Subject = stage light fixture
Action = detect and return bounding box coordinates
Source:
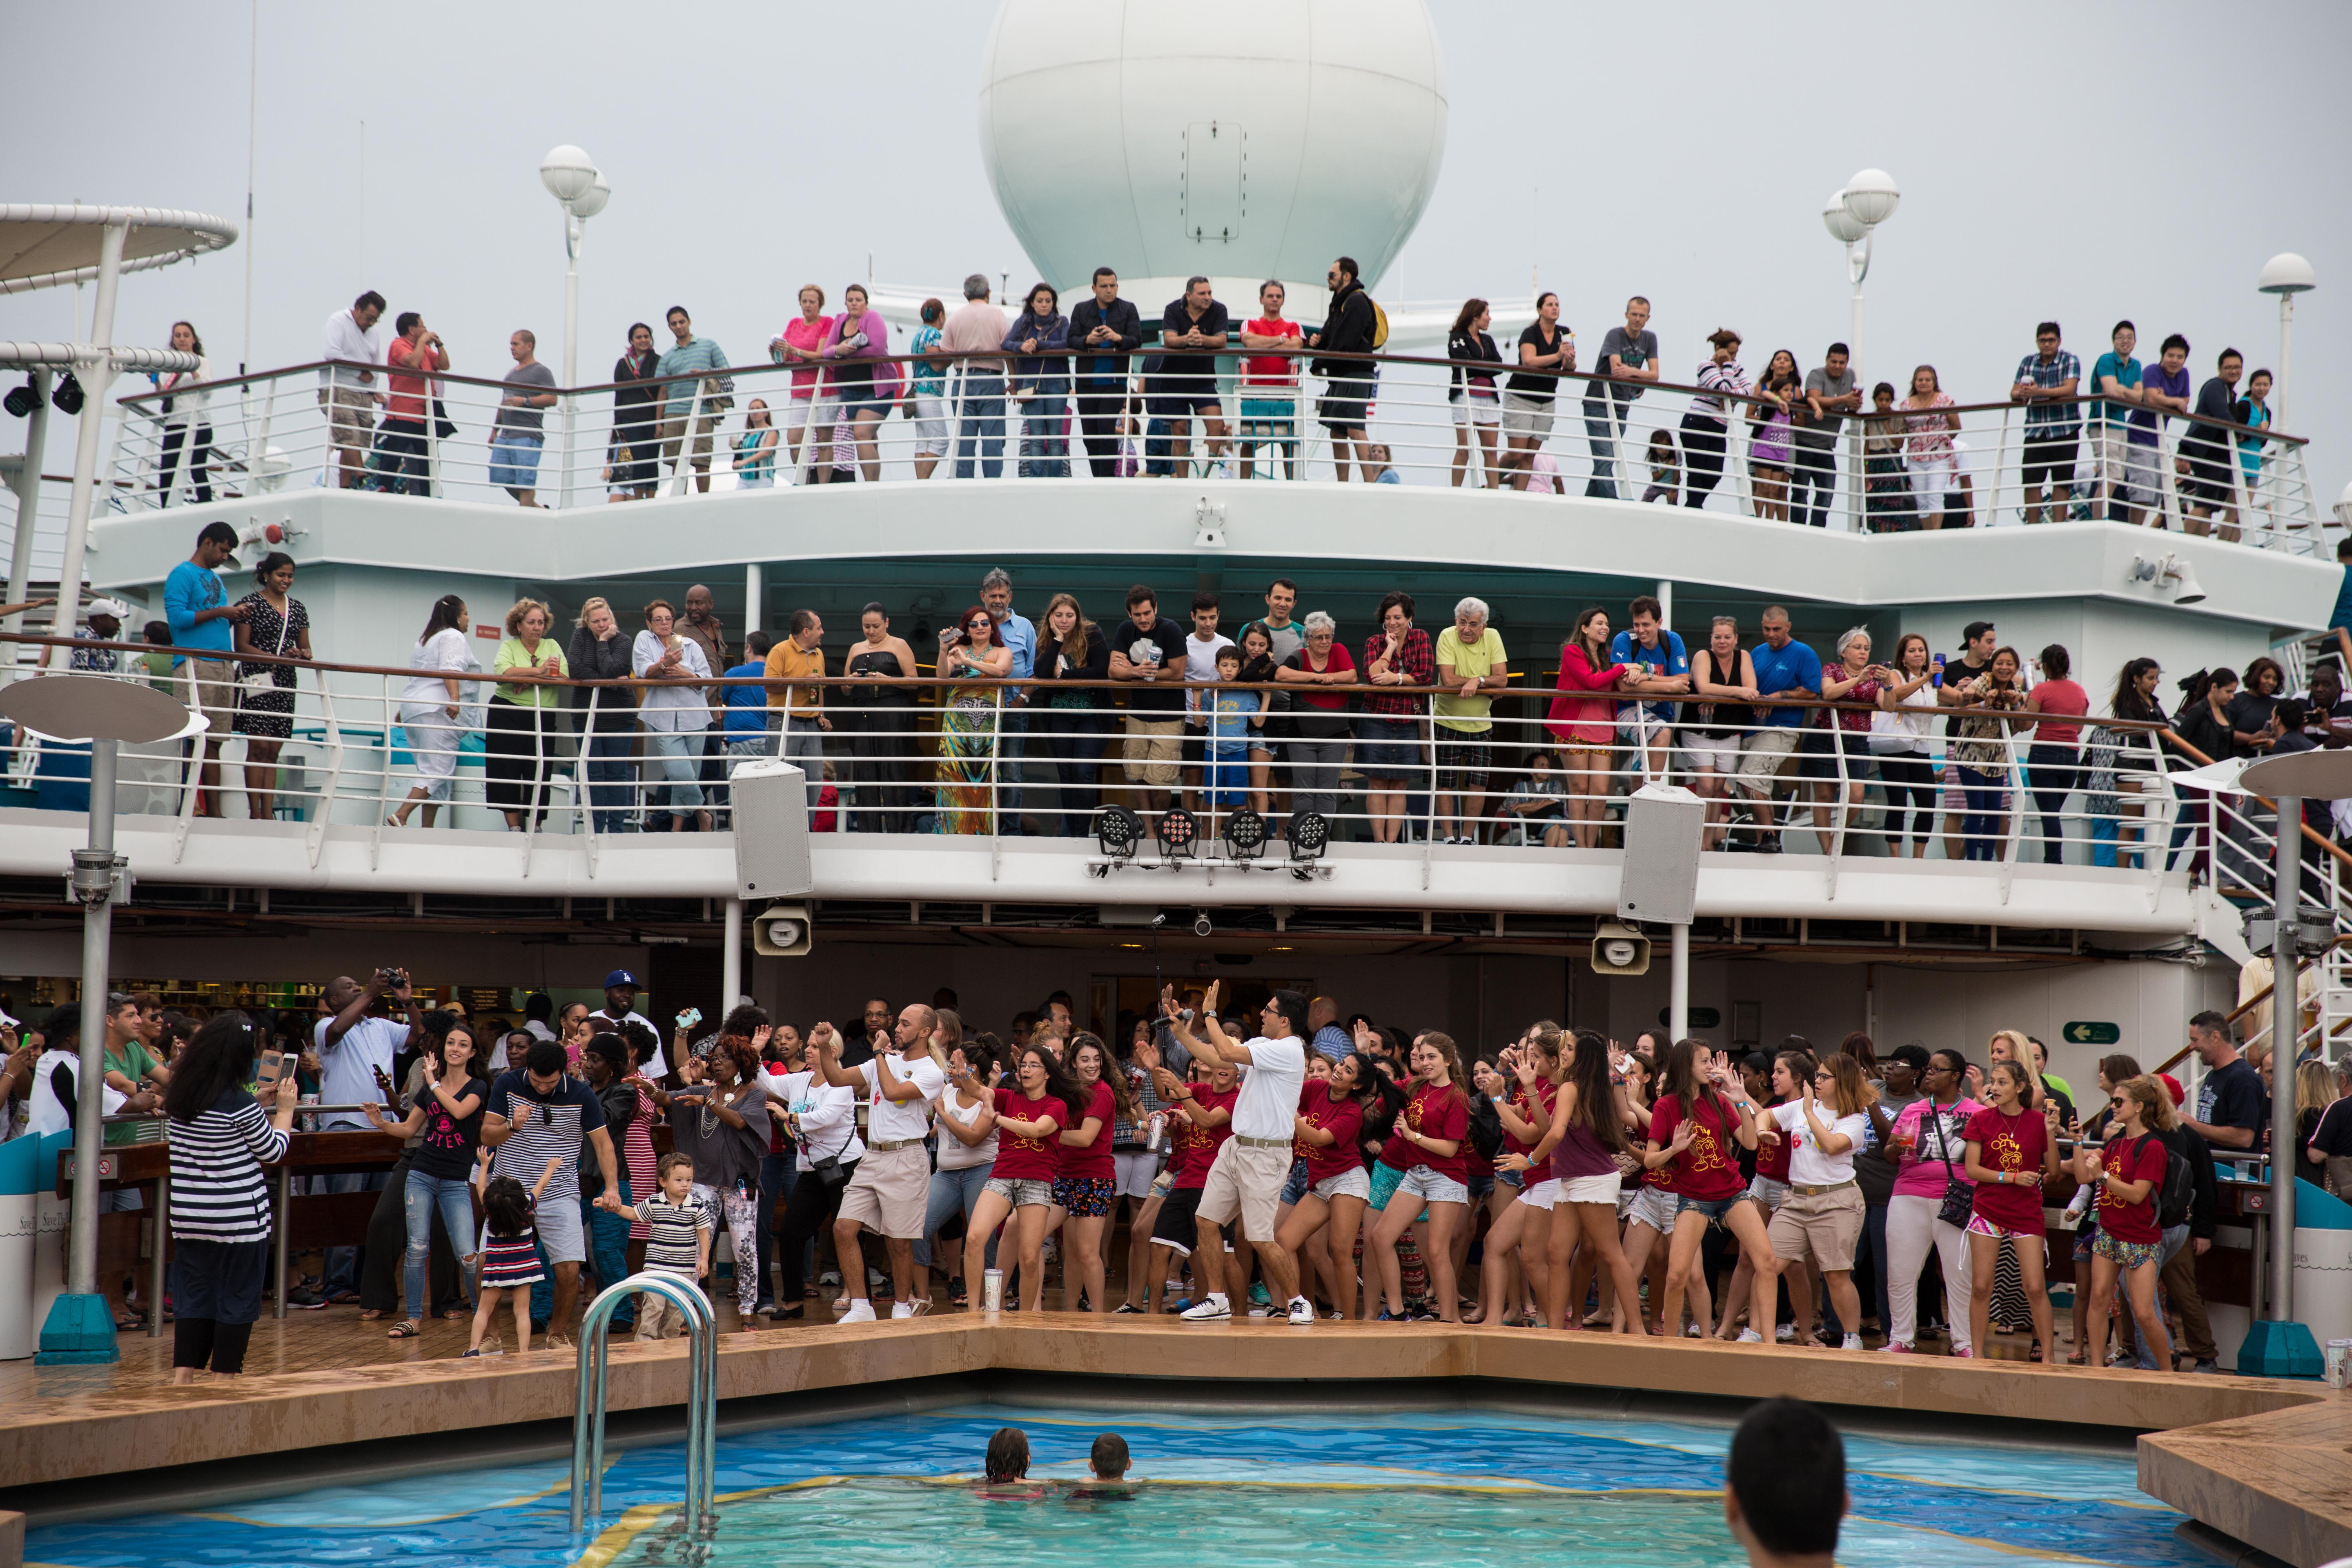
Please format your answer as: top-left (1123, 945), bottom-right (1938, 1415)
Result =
top-left (1223, 807), bottom-right (1266, 861)
top-left (1157, 806), bottom-right (1198, 861)
top-left (1287, 810), bottom-right (1329, 862)
top-left (1096, 804), bottom-right (1141, 861)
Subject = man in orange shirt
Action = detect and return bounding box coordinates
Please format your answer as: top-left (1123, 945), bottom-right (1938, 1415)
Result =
top-left (763, 609), bottom-right (830, 811)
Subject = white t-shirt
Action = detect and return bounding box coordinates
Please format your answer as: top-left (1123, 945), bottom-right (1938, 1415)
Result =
top-left (27, 1048), bottom-right (127, 1136)
top-left (1227, 1033), bottom-right (1309, 1141)
top-left (1185, 630), bottom-right (1235, 719)
top-left (592, 1008), bottom-right (665, 1076)
top-left (773, 1068), bottom-right (864, 1172)
top-left (859, 1053), bottom-right (946, 1144)
top-left (311, 1014), bottom-right (411, 1130)
top-left (935, 1087), bottom-right (998, 1171)
top-left (1773, 1100), bottom-right (1871, 1187)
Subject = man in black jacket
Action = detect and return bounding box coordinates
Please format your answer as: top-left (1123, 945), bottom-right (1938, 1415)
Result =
top-left (1308, 256), bottom-right (1379, 481)
top-left (1067, 267), bottom-right (1144, 477)
top-left (2181, 348), bottom-right (2244, 539)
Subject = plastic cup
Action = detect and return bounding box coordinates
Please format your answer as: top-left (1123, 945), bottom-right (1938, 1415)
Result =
top-left (982, 1268), bottom-right (1004, 1312)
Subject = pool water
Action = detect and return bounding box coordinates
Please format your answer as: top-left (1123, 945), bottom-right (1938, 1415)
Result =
top-left (27, 1404), bottom-right (2193, 1568)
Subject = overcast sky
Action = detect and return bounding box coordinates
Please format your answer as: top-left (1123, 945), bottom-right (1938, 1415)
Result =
top-left (5, 0), bottom-right (2348, 507)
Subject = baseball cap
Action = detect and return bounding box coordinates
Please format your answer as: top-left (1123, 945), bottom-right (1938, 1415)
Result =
top-left (602, 969), bottom-right (640, 990)
top-left (1959, 621), bottom-right (1995, 648)
top-left (87, 597), bottom-right (129, 621)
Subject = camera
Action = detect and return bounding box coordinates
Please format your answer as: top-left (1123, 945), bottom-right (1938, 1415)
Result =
top-left (374, 966), bottom-right (408, 987)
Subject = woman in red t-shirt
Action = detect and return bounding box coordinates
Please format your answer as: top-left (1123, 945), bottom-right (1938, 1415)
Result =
top-left (1712, 1049), bottom-right (1811, 1343)
top-left (1048, 1035), bottom-right (1123, 1315)
top-left (1962, 1058), bottom-right (2061, 1360)
top-left (2068, 1074), bottom-right (2174, 1372)
top-left (952, 1044), bottom-right (1087, 1314)
top-left (1274, 1052), bottom-right (1381, 1321)
top-left (1544, 608), bottom-right (1629, 850)
top-left (1369, 1033), bottom-right (1474, 1322)
top-left (1515, 1028), bottom-right (1651, 1334)
top-left (1643, 1038), bottom-right (1776, 1343)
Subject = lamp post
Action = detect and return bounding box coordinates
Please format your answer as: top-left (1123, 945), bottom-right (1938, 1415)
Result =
top-left (2257, 252), bottom-right (2315, 433)
top-left (539, 145), bottom-right (609, 510)
top-left (1820, 168), bottom-right (1900, 386)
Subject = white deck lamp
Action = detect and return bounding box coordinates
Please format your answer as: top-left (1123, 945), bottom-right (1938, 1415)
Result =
top-left (1821, 169), bottom-right (1900, 385)
top-left (2258, 252), bottom-right (2314, 434)
top-left (540, 146), bottom-right (607, 508)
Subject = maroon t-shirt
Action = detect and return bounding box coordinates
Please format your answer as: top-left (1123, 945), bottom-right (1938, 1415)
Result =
top-left (2096, 1133), bottom-right (2167, 1245)
top-left (1060, 1079), bottom-right (1116, 1181)
top-left (1298, 1082), bottom-right (1366, 1183)
top-left (1754, 1098), bottom-right (1793, 1183)
top-left (1649, 1093), bottom-right (1744, 1201)
top-left (1380, 1081), bottom-right (1470, 1182)
top-left (989, 1087), bottom-right (1065, 1181)
top-left (1964, 1105), bottom-right (2049, 1234)
top-left (1170, 1083), bottom-right (1236, 1188)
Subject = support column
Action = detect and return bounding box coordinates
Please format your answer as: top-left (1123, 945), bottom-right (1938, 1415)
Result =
top-left (723, 897), bottom-right (744, 1011)
top-left (744, 561), bottom-right (764, 639)
top-left (46, 222), bottom-right (126, 646)
top-left (1668, 922), bottom-right (1689, 1043)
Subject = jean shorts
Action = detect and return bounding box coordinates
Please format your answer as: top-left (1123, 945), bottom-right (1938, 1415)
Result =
top-left (1626, 1183), bottom-right (1681, 1233)
top-left (1466, 1169), bottom-right (1495, 1203)
top-left (1746, 1174), bottom-right (1791, 1211)
top-left (1280, 1158), bottom-right (1312, 1207)
top-left (1679, 1194), bottom-right (1744, 1227)
top-left (1311, 1166), bottom-right (1371, 1202)
top-left (984, 1176), bottom-right (1055, 1209)
top-left (1396, 1166), bottom-right (1470, 1206)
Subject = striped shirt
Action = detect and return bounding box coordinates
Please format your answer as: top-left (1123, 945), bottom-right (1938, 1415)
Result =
top-left (487, 1069), bottom-right (606, 1188)
top-left (1692, 359), bottom-right (1749, 417)
top-left (640, 1191), bottom-right (715, 1278)
top-left (167, 1088), bottom-right (288, 1243)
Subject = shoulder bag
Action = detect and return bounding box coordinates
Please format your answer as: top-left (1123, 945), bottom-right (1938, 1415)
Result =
top-left (238, 602), bottom-right (292, 698)
top-left (1928, 1105), bottom-right (1974, 1229)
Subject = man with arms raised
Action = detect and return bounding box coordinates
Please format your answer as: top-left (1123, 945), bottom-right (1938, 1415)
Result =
top-left (813, 1004), bottom-right (951, 1321)
top-left (1164, 982), bottom-right (1314, 1325)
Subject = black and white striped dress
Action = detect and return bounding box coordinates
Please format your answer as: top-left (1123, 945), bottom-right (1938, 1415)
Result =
top-left (168, 1087), bottom-right (288, 1243)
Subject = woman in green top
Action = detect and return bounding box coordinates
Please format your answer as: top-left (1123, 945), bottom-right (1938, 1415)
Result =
top-left (487, 598), bottom-right (570, 831)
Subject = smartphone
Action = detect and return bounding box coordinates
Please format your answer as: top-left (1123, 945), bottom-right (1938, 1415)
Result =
top-left (257, 1049), bottom-right (285, 1088)
top-left (373, 1065), bottom-right (397, 1100)
top-left (677, 1007), bottom-right (703, 1030)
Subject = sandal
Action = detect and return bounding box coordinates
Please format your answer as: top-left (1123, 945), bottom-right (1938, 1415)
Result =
top-left (388, 1320), bottom-right (422, 1339)
top-left (904, 1297), bottom-right (934, 1317)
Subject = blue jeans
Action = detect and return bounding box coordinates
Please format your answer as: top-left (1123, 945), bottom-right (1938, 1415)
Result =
top-left (2026, 742), bottom-right (2080, 866)
top-left (955, 373), bottom-right (1005, 478)
top-left (585, 731), bottom-right (636, 833)
top-left (916, 1164), bottom-right (996, 1271)
top-left (1581, 398), bottom-right (1621, 497)
top-left (1018, 376), bottom-right (1069, 476)
top-left (645, 730), bottom-right (704, 814)
top-left (1958, 764), bottom-right (2005, 860)
top-left (401, 1168), bottom-right (478, 1323)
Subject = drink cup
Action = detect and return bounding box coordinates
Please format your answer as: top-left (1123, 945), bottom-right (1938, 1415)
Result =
top-left (983, 1269), bottom-right (1005, 1313)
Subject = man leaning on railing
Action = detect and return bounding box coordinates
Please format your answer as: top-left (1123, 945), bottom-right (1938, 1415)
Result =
top-left (320, 290), bottom-right (386, 489)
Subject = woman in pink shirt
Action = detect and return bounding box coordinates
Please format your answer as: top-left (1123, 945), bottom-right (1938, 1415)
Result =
top-left (768, 285), bottom-right (833, 477)
top-left (819, 284), bottom-right (892, 483)
top-left (1902, 364), bottom-right (1961, 528)
top-left (1545, 608), bottom-right (1628, 848)
top-left (2023, 642), bottom-right (2090, 866)
top-left (1879, 1047), bottom-right (1982, 1355)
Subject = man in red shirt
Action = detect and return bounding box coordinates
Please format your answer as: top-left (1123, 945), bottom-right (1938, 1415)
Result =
top-left (383, 312), bottom-right (449, 495)
top-left (1238, 282), bottom-right (1303, 480)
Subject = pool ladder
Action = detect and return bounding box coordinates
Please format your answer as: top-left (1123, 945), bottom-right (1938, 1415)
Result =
top-left (570, 1272), bottom-right (719, 1535)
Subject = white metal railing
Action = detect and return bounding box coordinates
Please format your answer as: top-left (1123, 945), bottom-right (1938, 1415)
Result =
top-left (93, 351), bottom-right (2327, 552)
top-left (2, 636), bottom-right (2190, 902)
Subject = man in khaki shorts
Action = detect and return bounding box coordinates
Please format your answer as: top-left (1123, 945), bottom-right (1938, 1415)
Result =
top-left (319, 289), bottom-right (386, 488)
top-left (1163, 982), bottom-right (1314, 1326)
top-left (815, 1005), bottom-right (948, 1322)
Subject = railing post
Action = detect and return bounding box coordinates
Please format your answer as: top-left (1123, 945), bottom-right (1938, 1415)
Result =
top-left (582, 684), bottom-right (601, 873)
top-left (307, 665), bottom-right (342, 868)
top-left (251, 376), bottom-right (276, 497)
top-left (423, 386), bottom-right (443, 500)
top-left (2158, 427), bottom-right (2185, 533)
top-left (670, 378), bottom-right (705, 498)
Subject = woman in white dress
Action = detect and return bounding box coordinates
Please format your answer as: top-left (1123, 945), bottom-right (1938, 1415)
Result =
top-left (388, 595), bottom-right (474, 828)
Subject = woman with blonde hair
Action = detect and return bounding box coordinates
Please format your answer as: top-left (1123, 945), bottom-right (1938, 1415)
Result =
top-left (567, 596), bottom-right (637, 833)
top-left (1902, 363), bottom-right (1961, 528)
top-left (487, 598), bottom-right (568, 832)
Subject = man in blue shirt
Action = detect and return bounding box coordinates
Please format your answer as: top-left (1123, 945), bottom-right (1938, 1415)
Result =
top-left (1733, 606), bottom-right (1821, 854)
top-left (2090, 321), bottom-right (2144, 524)
top-left (656, 305), bottom-right (730, 495)
top-left (982, 567), bottom-right (1038, 835)
top-left (164, 521), bottom-right (248, 817)
top-left (1610, 593), bottom-right (1690, 782)
top-left (722, 630), bottom-right (775, 767)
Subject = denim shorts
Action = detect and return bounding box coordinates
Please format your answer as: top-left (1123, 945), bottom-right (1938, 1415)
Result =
top-left (1280, 1158), bottom-right (1312, 1207)
top-left (1354, 715), bottom-right (1424, 779)
top-left (1466, 1169), bottom-right (1495, 1203)
top-left (1626, 1183), bottom-right (1681, 1233)
top-left (1311, 1166), bottom-right (1370, 1203)
top-left (1396, 1166), bottom-right (1470, 1206)
top-left (984, 1176), bottom-right (1055, 1209)
top-left (1746, 1174), bottom-right (1791, 1210)
top-left (1679, 1194), bottom-right (1744, 1227)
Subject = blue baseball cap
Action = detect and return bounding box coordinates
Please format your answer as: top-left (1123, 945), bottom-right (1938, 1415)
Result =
top-left (602, 969), bottom-right (640, 990)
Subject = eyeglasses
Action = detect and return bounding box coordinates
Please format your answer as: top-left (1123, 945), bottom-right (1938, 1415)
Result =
top-left (2110, 1097), bottom-right (2127, 1108)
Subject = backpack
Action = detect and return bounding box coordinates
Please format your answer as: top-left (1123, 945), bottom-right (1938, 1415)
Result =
top-left (1466, 1091), bottom-right (1504, 1161)
top-left (2148, 1132), bottom-right (2195, 1231)
top-left (1365, 295), bottom-right (1390, 351)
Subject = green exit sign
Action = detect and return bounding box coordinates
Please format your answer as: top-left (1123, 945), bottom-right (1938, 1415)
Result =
top-left (2062, 1021), bottom-right (2121, 1046)
top-left (1658, 1007), bottom-right (1724, 1029)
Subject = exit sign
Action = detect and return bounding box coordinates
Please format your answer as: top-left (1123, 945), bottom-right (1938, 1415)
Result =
top-left (2062, 1021), bottom-right (2121, 1046)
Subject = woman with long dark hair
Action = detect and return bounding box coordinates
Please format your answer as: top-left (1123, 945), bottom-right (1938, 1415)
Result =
top-left (1949, 646), bottom-right (2030, 860)
top-left (1521, 1029), bottom-right (1648, 1333)
top-left (1873, 633), bottom-right (1940, 858)
top-left (2087, 657), bottom-right (2165, 869)
top-left (1882, 1047), bottom-right (1981, 1356)
top-left (1004, 282), bottom-right (1072, 477)
top-left (607, 322), bottom-right (663, 501)
top-left (1368, 1032), bottom-right (1474, 1321)
top-left (362, 1020), bottom-right (488, 1339)
top-left (1682, 329), bottom-right (1746, 508)
top-left (953, 1042), bottom-right (1088, 1313)
top-left (1358, 592), bottom-right (1432, 845)
top-left (230, 551), bottom-right (311, 824)
top-left (1747, 349), bottom-right (1800, 521)
top-left (388, 595), bottom-right (474, 828)
top-left (1645, 1037), bottom-right (1777, 1342)
top-left (1035, 592), bottom-right (1110, 836)
top-left (163, 1011), bottom-right (298, 1381)
top-left (1051, 1033), bottom-right (1122, 1312)
top-left (1276, 1047), bottom-right (1382, 1319)
top-left (936, 606), bottom-right (1013, 835)
top-left (1472, 1026), bottom-right (1559, 1324)
top-left (817, 283), bottom-right (892, 482)
top-left (842, 603), bottom-right (920, 833)
top-left (1545, 607), bottom-right (1628, 849)
top-left (923, 1035), bottom-right (999, 1308)
top-left (1446, 298), bottom-right (1503, 487)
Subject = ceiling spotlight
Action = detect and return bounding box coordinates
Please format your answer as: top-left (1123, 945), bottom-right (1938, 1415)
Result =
top-left (1096, 804), bottom-right (1141, 862)
top-left (1223, 807), bottom-right (1267, 861)
top-left (51, 372), bottom-right (84, 416)
top-left (1157, 806), bottom-right (1198, 861)
top-left (3, 379), bottom-right (36, 419)
top-left (1287, 809), bottom-right (1329, 862)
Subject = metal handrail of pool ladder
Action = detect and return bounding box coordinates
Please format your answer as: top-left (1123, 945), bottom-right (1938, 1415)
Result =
top-left (570, 1272), bottom-right (719, 1535)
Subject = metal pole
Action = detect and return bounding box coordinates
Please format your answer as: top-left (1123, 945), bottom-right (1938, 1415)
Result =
top-left (46, 221), bottom-right (127, 645)
top-left (66, 739), bottom-right (118, 1300)
top-left (559, 212), bottom-right (581, 511)
top-left (273, 1162), bottom-right (291, 1319)
top-left (743, 561), bottom-right (763, 641)
top-left (147, 1174), bottom-right (168, 1338)
top-left (1669, 922), bottom-right (1690, 1042)
top-left (2275, 293), bottom-right (2294, 436)
top-left (1848, 236), bottom-right (1868, 390)
top-left (4, 368), bottom-right (53, 634)
top-left (2271, 792), bottom-right (2301, 1322)
top-left (723, 898), bottom-right (743, 1011)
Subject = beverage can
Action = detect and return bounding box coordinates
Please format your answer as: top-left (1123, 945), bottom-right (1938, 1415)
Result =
top-left (982, 1268), bottom-right (1005, 1313)
top-left (2328, 1338), bottom-right (2352, 1389)
top-left (298, 1090), bottom-right (319, 1134)
top-left (1145, 1113), bottom-right (1166, 1152)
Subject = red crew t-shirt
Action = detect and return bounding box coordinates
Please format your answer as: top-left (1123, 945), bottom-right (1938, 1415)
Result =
top-left (1964, 1105), bottom-right (2049, 1234)
top-left (1648, 1094), bottom-right (1745, 1201)
top-left (1298, 1082), bottom-right (1366, 1183)
top-left (1753, 1099), bottom-right (1793, 1183)
top-left (1061, 1079), bottom-right (1117, 1181)
top-left (1170, 1083), bottom-right (1237, 1189)
top-left (2095, 1133), bottom-right (2167, 1245)
top-left (989, 1087), bottom-right (1066, 1181)
top-left (1380, 1081), bottom-right (1471, 1182)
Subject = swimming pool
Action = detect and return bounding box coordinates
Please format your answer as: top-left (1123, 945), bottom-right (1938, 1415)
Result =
top-left (25, 1403), bottom-right (2193, 1568)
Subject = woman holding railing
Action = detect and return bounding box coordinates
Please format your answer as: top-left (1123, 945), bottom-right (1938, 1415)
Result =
top-left (1947, 647), bottom-right (2030, 861)
top-left (769, 285), bottom-right (833, 478)
top-left (567, 597), bottom-right (638, 834)
top-left (151, 321), bottom-right (215, 506)
top-left (1872, 634), bottom-right (1940, 858)
top-left (486, 599), bottom-right (568, 833)
top-left (1004, 283), bottom-right (1071, 478)
top-left (1803, 629), bottom-right (1885, 855)
top-left (1901, 366), bottom-right (1961, 530)
top-left (935, 605), bottom-right (1011, 835)
top-left (1545, 608), bottom-right (1628, 850)
top-left (606, 323), bottom-right (663, 502)
top-left (229, 550), bottom-right (309, 824)
top-left (387, 596), bottom-right (476, 830)
top-left (1746, 350), bottom-right (1800, 523)
top-left (2085, 658), bottom-right (2164, 869)
top-left (633, 599), bottom-right (714, 833)
top-left (1860, 382), bottom-right (1914, 531)
top-left (1684, 615), bottom-right (1757, 851)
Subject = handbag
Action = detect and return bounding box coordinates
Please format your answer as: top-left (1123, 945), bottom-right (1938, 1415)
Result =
top-left (238, 601), bottom-right (292, 697)
top-left (1928, 1106), bottom-right (1974, 1229)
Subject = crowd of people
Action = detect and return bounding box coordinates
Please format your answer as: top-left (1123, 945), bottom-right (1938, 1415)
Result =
top-left (74, 527), bottom-right (2347, 871)
top-left (133, 274), bottom-right (2283, 537)
top-left (1, 964), bottom-right (2309, 1381)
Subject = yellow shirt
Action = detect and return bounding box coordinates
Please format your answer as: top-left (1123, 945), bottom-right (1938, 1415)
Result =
top-left (765, 639), bottom-right (825, 716)
top-left (1432, 626), bottom-right (1506, 733)
top-left (493, 635), bottom-right (568, 708)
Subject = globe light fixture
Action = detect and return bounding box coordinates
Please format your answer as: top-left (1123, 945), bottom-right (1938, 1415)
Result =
top-left (2258, 252), bottom-right (2314, 432)
top-left (538, 144), bottom-right (597, 208)
top-left (539, 145), bottom-right (606, 507)
top-left (1839, 168), bottom-right (1901, 228)
top-left (1822, 167), bottom-right (1900, 522)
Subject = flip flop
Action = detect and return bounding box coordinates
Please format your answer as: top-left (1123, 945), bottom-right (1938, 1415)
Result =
top-left (387, 1321), bottom-right (422, 1339)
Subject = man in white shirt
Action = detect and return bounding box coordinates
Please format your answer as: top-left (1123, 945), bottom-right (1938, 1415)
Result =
top-left (1162, 983), bottom-right (1312, 1325)
top-left (591, 969), bottom-right (664, 1077)
top-left (814, 1005), bottom-right (949, 1322)
top-left (942, 275), bottom-right (1011, 478)
top-left (25, 1002), bottom-right (127, 1138)
top-left (1181, 590), bottom-right (1235, 809)
top-left (320, 290), bottom-right (386, 489)
top-left (311, 967), bottom-right (423, 1301)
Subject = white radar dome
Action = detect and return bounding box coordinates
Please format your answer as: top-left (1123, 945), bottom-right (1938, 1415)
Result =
top-left (978, 0), bottom-right (1447, 294)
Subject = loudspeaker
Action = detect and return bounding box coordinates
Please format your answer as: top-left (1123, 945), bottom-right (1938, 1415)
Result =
top-left (752, 902), bottom-right (812, 958)
top-left (730, 760), bottom-right (814, 899)
top-left (1618, 782), bottom-right (1703, 926)
top-left (1591, 921), bottom-right (1652, 976)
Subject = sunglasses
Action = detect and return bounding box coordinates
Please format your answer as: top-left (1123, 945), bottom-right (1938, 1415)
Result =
top-left (2110, 1096), bottom-right (2127, 1108)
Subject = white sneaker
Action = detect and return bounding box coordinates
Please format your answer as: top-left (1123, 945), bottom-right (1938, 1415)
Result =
top-left (818, 1269), bottom-right (843, 1287)
top-left (890, 1301), bottom-right (915, 1320)
top-left (866, 1267), bottom-right (889, 1290)
top-left (1179, 1295), bottom-right (1231, 1322)
top-left (837, 1299), bottom-right (876, 1324)
top-left (1288, 1296), bottom-right (1315, 1325)
top-left (1737, 1328), bottom-right (1764, 1343)
top-left (1041, 1238), bottom-right (1059, 1265)
top-left (1775, 1323), bottom-right (1796, 1342)
top-left (1841, 1334), bottom-right (1863, 1352)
